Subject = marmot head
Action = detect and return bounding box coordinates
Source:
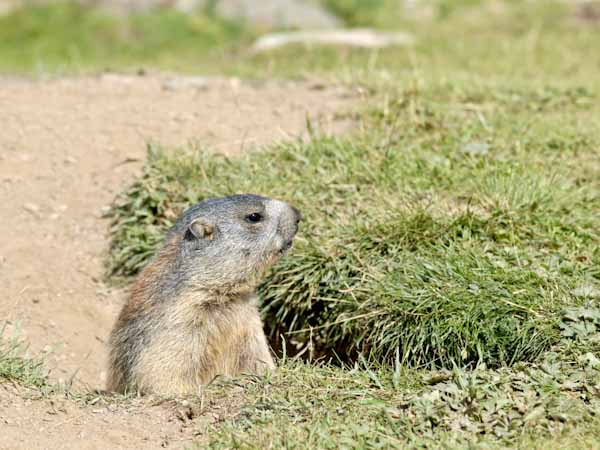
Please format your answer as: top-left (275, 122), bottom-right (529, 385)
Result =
top-left (168, 194), bottom-right (301, 293)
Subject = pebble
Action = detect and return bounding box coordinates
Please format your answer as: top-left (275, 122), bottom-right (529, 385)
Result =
top-left (23, 203), bottom-right (40, 214)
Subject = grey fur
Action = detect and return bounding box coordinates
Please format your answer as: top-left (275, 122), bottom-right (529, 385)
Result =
top-left (107, 194), bottom-right (301, 395)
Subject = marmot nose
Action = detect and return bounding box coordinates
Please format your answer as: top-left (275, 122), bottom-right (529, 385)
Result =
top-left (291, 207), bottom-right (302, 225)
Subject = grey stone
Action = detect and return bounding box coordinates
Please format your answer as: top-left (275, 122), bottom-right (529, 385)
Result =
top-left (251, 28), bottom-right (415, 53)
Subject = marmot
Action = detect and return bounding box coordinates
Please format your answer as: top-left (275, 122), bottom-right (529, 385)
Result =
top-left (107, 194), bottom-right (301, 395)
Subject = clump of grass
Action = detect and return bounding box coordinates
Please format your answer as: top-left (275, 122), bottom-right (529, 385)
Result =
top-left (0, 324), bottom-right (49, 389)
top-left (107, 77), bottom-right (599, 369)
top-left (263, 218), bottom-right (558, 368)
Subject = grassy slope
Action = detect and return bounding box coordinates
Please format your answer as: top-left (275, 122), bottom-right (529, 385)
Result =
top-left (3, 0), bottom-right (600, 448)
top-left (0, 2), bottom-right (249, 74)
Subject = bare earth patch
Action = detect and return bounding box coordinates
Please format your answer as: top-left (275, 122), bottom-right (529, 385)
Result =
top-left (0, 73), bottom-right (356, 448)
top-left (0, 380), bottom-right (247, 449)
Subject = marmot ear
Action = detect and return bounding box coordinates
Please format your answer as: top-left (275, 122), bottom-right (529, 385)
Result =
top-left (187, 218), bottom-right (215, 240)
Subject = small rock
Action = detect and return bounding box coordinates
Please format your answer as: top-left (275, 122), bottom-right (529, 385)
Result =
top-left (251, 28), bottom-right (415, 53)
top-left (23, 203), bottom-right (40, 215)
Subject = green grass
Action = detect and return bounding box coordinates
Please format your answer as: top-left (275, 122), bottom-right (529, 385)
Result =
top-left (3, 0), bottom-right (600, 447)
top-left (0, 324), bottom-right (49, 389)
top-left (0, 2), bottom-right (249, 74)
top-left (2, 0), bottom-right (600, 81)
top-left (237, 0), bottom-right (600, 81)
top-left (100, 3), bottom-right (600, 444)
top-left (108, 76), bottom-right (600, 370)
top-left (193, 357), bottom-right (600, 449)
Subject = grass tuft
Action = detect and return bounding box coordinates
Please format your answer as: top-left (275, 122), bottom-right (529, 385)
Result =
top-left (0, 324), bottom-right (49, 389)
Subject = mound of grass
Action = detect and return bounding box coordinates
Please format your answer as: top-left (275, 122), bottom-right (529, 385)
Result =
top-left (0, 324), bottom-right (49, 389)
top-left (107, 77), bottom-right (599, 369)
top-left (0, 2), bottom-right (249, 73)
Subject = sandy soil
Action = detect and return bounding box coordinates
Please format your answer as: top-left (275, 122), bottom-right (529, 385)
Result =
top-left (0, 380), bottom-right (248, 449)
top-left (0, 72), bottom-right (356, 448)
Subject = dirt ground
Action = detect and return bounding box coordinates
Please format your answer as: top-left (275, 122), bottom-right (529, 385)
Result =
top-left (0, 72), bottom-right (356, 449)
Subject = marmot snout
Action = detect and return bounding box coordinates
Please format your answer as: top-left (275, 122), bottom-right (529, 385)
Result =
top-left (107, 194), bottom-right (301, 395)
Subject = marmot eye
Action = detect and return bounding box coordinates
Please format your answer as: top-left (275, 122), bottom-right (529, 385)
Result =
top-left (246, 212), bottom-right (263, 223)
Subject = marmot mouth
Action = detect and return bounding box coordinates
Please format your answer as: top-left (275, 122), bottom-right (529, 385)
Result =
top-left (279, 240), bottom-right (294, 254)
